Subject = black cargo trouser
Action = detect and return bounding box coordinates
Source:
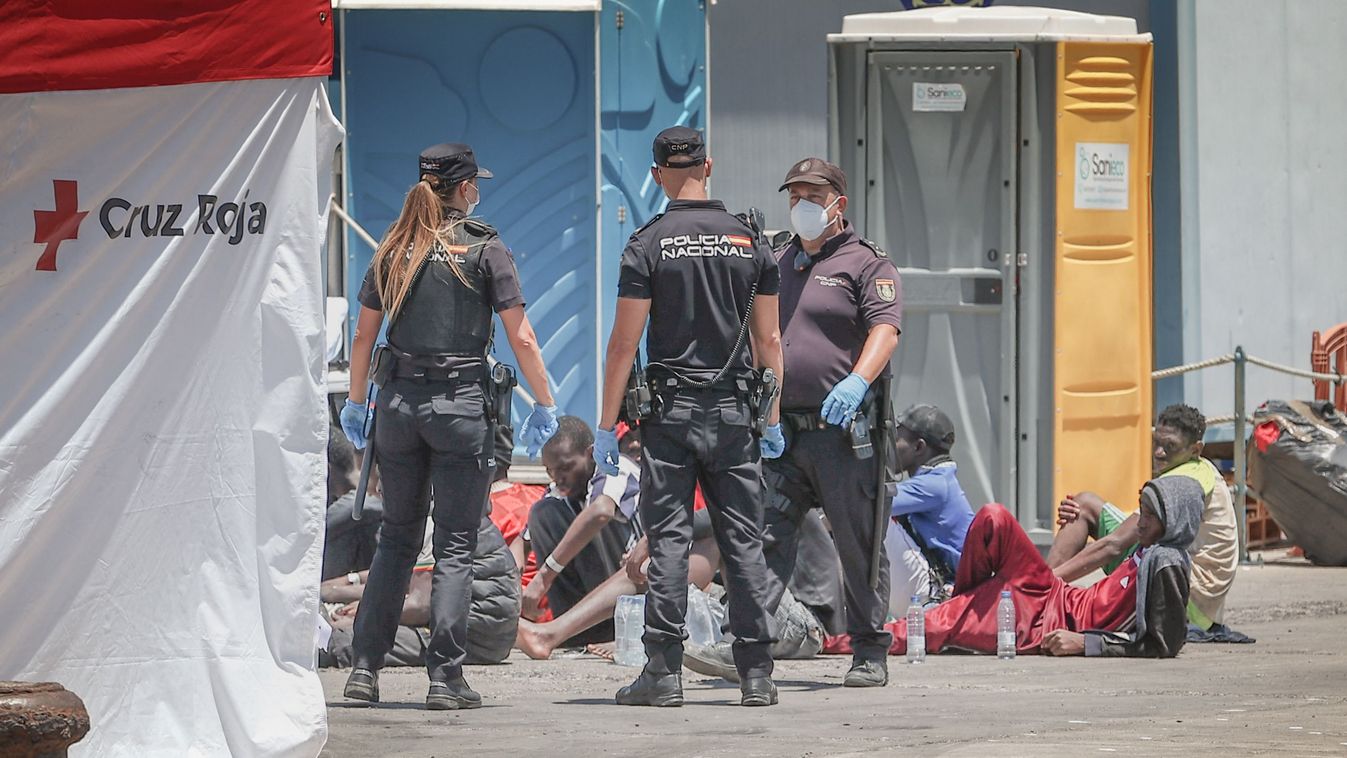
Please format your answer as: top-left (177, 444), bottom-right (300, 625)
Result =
top-left (763, 422), bottom-right (892, 661)
top-left (351, 378), bottom-right (494, 683)
top-left (639, 387), bottom-right (778, 680)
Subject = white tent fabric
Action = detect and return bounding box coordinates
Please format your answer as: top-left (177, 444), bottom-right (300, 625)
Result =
top-left (0, 77), bottom-right (342, 756)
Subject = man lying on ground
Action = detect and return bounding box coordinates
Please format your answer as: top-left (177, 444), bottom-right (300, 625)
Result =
top-left (322, 429), bottom-right (383, 581)
top-left (522, 417), bottom-right (639, 645)
top-left (1045, 404), bottom-right (1252, 643)
top-left (887, 404), bottom-right (975, 607)
top-left (320, 511), bottom-right (520, 668)
top-left (829, 475), bottom-right (1203, 658)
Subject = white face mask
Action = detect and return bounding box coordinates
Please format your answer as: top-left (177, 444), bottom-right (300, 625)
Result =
top-left (465, 183), bottom-right (480, 216)
top-left (790, 196), bottom-right (839, 241)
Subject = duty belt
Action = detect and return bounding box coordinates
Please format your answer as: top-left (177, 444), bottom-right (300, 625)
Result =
top-left (647, 369), bottom-right (756, 394)
top-left (391, 356), bottom-right (486, 384)
top-left (781, 395), bottom-right (878, 434)
top-left (781, 410), bottom-right (829, 433)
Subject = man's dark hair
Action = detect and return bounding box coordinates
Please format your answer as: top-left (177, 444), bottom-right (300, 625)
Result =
top-left (1157, 404), bottom-right (1206, 446)
top-left (543, 415), bottom-right (594, 456)
top-left (329, 427), bottom-right (355, 479)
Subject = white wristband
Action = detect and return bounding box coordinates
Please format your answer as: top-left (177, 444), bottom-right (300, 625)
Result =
top-left (346, 572), bottom-right (361, 586)
top-left (544, 555), bottom-right (565, 574)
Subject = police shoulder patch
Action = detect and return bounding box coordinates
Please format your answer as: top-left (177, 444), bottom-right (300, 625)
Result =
top-left (857, 237), bottom-right (888, 259)
top-left (875, 277), bottom-right (897, 303)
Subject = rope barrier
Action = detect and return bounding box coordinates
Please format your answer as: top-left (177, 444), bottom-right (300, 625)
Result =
top-left (1151, 354), bottom-right (1234, 379)
top-left (1245, 354), bottom-right (1346, 384)
top-left (1153, 352), bottom-right (1345, 384)
top-left (1202, 415), bottom-right (1254, 426)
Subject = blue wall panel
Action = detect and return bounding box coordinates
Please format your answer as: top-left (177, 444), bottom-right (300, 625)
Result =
top-left (343, 10), bottom-right (597, 429)
top-left (598, 1), bottom-right (707, 353)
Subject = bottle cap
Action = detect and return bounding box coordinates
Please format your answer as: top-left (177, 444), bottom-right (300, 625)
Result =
top-left (1000, 589), bottom-right (1012, 598)
top-left (910, 595), bottom-right (921, 604)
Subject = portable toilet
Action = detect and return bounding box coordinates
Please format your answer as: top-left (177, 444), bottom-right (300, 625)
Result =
top-left (829, 7), bottom-right (1154, 538)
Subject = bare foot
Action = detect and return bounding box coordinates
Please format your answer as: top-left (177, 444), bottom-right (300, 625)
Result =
top-left (585, 642), bottom-right (616, 661)
top-left (515, 618), bottom-right (556, 660)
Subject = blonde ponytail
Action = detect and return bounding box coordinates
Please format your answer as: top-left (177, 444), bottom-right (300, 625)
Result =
top-left (373, 175), bottom-right (474, 320)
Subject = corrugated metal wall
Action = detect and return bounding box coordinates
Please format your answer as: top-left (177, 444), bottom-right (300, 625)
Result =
top-left (1188, 0), bottom-right (1347, 418)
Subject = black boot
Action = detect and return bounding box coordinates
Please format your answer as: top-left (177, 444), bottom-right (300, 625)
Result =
top-left (615, 671), bottom-right (684, 707)
top-left (426, 677), bottom-right (482, 711)
top-left (739, 676), bottom-right (778, 707)
top-left (843, 657), bottom-right (888, 688)
top-left (343, 668), bottom-right (379, 703)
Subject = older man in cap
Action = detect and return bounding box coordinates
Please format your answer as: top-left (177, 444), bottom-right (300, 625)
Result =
top-left (692, 158), bottom-right (904, 687)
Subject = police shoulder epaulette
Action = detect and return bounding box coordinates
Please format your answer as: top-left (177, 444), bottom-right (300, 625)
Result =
top-left (857, 237), bottom-right (888, 259)
top-left (461, 218), bottom-right (498, 239)
top-left (632, 211), bottom-right (665, 238)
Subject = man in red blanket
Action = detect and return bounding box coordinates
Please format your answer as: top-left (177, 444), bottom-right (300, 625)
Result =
top-left (825, 475), bottom-right (1202, 658)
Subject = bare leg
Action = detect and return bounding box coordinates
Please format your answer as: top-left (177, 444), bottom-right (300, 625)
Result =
top-left (516, 536), bottom-right (723, 660)
top-left (689, 535), bottom-right (721, 589)
top-left (1044, 492), bottom-right (1105, 569)
top-left (516, 570), bottom-right (638, 659)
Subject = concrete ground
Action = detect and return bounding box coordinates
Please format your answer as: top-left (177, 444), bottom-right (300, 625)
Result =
top-left (320, 550), bottom-right (1347, 757)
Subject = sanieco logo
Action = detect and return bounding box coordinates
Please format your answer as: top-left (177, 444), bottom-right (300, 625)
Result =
top-left (1072, 142), bottom-right (1130, 212)
top-left (30, 179), bottom-right (269, 272)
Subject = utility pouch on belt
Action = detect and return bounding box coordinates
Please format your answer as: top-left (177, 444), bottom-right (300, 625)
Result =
top-left (849, 409), bottom-right (874, 459)
top-left (624, 358), bottom-right (654, 422)
top-left (750, 367), bottom-right (779, 435)
top-left (488, 361), bottom-right (516, 425)
top-left (368, 344), bottom-right (394, 388)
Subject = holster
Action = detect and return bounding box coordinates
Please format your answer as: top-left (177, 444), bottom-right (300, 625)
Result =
top-left (487, 361), bottom-right (517, 426)
top-left (748, 368), bottom-right (779, 435)
top-left (369, 344), bottom-right (394, 388)
top-left (624, 360), bottom-right (654, 422)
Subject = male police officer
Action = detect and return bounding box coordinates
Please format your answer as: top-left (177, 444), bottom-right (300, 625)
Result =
top-left (593, 126), bottom-right (786, 707)
top-left (766, 158), bottom-right (903, 686)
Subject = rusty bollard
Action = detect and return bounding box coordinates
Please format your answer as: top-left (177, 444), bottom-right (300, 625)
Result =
top-left (0, 682), bottom-right (90, 758)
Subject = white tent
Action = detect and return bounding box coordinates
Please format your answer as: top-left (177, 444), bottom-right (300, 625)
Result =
top-left (0, 2), bottom-right (342, 754)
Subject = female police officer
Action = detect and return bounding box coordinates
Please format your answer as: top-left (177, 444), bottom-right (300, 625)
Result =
top-left (338, 143), bottom-right (559, 710)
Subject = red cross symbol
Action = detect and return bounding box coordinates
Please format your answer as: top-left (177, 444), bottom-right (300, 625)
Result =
top-left (33, 180), bottom-right (89, 272)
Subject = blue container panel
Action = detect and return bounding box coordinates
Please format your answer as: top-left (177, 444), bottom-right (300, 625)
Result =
top-left (598, 0), bottom-right (707, 354)
top-left (343, 10), bottom-right (598, 428)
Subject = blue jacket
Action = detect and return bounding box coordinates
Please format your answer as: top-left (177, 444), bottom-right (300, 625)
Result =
top-left (891, 461), bottom-right (975, 574)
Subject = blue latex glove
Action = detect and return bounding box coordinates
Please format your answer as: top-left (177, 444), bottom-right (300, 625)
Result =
top-left (521, 403), bottom-right (560, 459)
top-left (593, 426), bottom-right (620, 476)
top-left (340, 398), bottom-right (369, 449)
top-left (821, 372), bottom-right (870, 426)
top-left (760, 423), bottom-right (786, 459)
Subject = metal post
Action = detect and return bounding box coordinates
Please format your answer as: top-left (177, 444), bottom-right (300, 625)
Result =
top-left (1233, 346), bottom-right (1251, 564)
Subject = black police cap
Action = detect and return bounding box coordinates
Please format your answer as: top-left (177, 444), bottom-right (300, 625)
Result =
top-left (897, 404), bottom-right (956, 452)
top-left (652, 126), bottom-right (706, 168)
top-left (418, 142), bottom-right (494, 185)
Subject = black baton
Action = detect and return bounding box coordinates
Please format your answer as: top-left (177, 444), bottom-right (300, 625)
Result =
top-left (869, 377), bottom-right (893, 589)
top-left (352, 395), bottom-right (376, 521)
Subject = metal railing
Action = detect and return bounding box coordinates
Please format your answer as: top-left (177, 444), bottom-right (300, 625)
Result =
top-left (1153, 347), bottom-right (1346, 564)
top-left (327, 196), bottom-right (537, 407)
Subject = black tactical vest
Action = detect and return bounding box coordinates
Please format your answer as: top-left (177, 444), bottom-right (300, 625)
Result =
top-left (385, 220), bottom-right (495, 358)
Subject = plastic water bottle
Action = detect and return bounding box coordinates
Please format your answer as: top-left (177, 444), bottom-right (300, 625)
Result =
top-left (997, 590), bottom-right (1016, 660)
top-left (686, 585), bottom-right (717, 648)
top-left (613, 594), bottom-right (647, 667)
top-left (905, 595), bottom-right (925, 664)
